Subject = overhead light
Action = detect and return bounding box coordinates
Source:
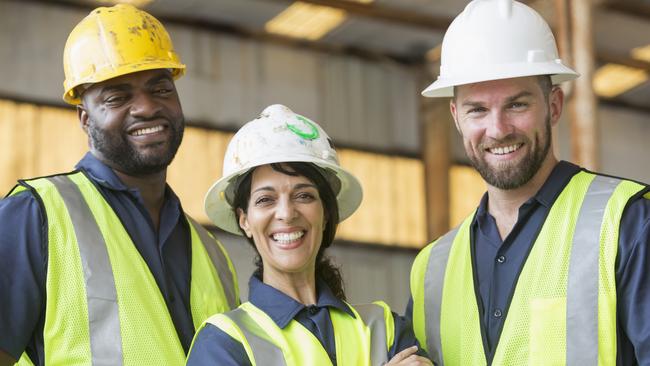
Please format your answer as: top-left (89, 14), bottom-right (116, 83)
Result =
top-left (95, 0), bottom-right (154, 7)
top-left (265, 2), bottom-right (347, 41)
top-left (593, 63), bottom-right (648, 98)
top-left (631, 44), bottom-right (650, 63)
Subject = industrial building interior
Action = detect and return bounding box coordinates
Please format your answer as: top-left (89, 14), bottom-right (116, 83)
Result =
top-left (1, 0), bottom-right (649, 311)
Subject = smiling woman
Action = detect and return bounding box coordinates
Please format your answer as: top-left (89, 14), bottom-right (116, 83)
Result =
top-left (187, 104), bottom-right (432, 366)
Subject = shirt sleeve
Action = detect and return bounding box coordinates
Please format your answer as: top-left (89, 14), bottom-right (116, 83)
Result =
top-left (616, 194), bottom-right (650, 364)
top-left (388, 311), bottom-right (429, 359)
top-left (0, 191), bottom-right (47, 360)
top-left (186, 323), bottom-right (252, 366)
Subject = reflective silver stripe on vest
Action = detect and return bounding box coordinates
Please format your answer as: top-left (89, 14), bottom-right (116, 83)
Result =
top-left (566, 175), bottom-right (621, 365)
top-left (354, 303), bottom-right (388, 366)
top-left (226, 308), bottom-right (287, 366)
top-left (424, 227), bottom-right (459, 366)
top-left (186, 217), bottom-right (238, 309)
top-left (48, 175), bottom-right (123, 366)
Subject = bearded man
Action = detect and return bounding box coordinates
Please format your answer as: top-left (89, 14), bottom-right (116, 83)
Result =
top-left (407, 1), bottom-right (650, 365)
top-left (0, 5), bottom-right (238, 365)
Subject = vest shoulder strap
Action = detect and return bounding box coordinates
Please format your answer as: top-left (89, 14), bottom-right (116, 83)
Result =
top-left (224, 307), bottom-right (288, 366)
top-left (352, 302), bottom-right (391, 366)
top-left (186, 216), bottom-right (239, 309)
top-left (43, 172), bottom-right (124, 365)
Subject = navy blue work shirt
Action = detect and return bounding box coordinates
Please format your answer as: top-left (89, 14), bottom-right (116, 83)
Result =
top-left (0, 152), bottom-right (195, 365)
top-left (406, 161), bottom-right (650, 365)
top-left (187, 275), bottom-right (426, 365)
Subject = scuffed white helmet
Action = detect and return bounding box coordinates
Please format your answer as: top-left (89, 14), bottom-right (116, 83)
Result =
top-left (204, 104), bottom-right (363, 235)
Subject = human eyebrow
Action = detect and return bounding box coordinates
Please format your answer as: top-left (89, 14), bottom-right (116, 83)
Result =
top-left (99, 83), bottom-right (131, 95)
top-left (146, 73), bottom-right (174, 88)
top-left (252, 186), bottom-right (275, 194)
top-left (294, 183), bottom-right (317, 190)
top-left (505, 91), bottom-right (533, 103)
top-left (460, 100), bottom-right (484, 109)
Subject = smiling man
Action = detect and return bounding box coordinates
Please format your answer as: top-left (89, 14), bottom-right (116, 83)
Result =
top-left (407, 1), bottom-right (650, 365)
top-left (0, 5), bottom-right (238, 366)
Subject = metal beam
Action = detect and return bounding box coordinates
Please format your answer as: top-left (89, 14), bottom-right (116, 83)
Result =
top-left (598, 52), bottom-right (650, 72)
top-left (604, 0), bottom-right (650, 21)
top-left (265, 0), bottom-right (452, 31)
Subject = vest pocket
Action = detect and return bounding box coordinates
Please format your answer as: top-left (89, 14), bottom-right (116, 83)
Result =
top-left (529, 297), bottom-right (566, 365)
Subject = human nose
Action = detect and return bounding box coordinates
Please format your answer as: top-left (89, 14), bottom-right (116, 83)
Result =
top-left (484, 111), bottom-right (514, 140)
top-left (275, 197), bottom-right (297, 222)
top-left (129, 92), bottom-right (162, 119)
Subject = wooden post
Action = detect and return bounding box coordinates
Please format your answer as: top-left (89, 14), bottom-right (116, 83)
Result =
top-left (420, 75), bottom-right (451, 241)
top-left (569, 0), bottom-right (599, 170)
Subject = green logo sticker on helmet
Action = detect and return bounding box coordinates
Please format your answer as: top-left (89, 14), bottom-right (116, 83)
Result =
top-left (287, 115), bottom-right (319, 140)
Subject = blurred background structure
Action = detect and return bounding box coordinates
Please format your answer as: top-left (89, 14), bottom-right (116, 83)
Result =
top-left (1, 0), bottom-right (649, 311)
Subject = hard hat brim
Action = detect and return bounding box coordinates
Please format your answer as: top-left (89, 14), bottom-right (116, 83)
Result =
top-left (204, 157), bottom-right (363, 236)
top-left (422, 63), bottom-right (579, 98)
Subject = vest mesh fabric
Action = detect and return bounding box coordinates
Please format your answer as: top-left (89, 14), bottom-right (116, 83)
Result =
top-left (411, 171), bottom-right (646, 366)
top-left (35, 179), bottom-right (93, 365)
top-left (441, 217), bottom-right (485, 366)
top-left (489, 173), bottom-right (592, 365)
top-left (13, 172), bottom-right (236, 365)
top-left (596, 180), bottom-right (645, 364)
top-left (67, 172), bottom-right (185, 364)
top-left (188, 223), bottom-right (238, 330)
top-left (410, 244), bottom-right (433, 354)
top-left (203, 301), bottom-right (394, 366)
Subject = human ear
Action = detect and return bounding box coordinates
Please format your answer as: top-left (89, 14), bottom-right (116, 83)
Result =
top-left (237, 208), bottom-right (252, 238)
top-left (549, 86), bottom-right (565, 128)
top-left (77, 105), bottom-right (90, 134)
top-left (449, 99), bottom-right (462, 134)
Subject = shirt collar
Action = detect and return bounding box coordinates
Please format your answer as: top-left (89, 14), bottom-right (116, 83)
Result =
top-left (75, 152), bottom-right (130, 192)
top-left (532, 160), bottom-right (581, 207)
top-left (74, 152), bottom-right (181, 209)
top-left (247, 275), bottom-right (355, 329)
top-left (476, 160), bottom-right (582, 216)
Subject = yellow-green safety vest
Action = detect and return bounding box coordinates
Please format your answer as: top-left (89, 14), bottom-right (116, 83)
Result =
top-left (195, 300), bottom-right (395, 366)
top-left (11, 171), bottom-right (239, 366)
top-left (410, 171), bottom-right (648, 365)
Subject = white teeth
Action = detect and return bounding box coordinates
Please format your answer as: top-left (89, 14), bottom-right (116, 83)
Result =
top-left (132, 125), bottom-right (164, 136)
top-left (272, 231), bottom-right (304, 244)
top-left (489, 144), bottom-right (521, 155)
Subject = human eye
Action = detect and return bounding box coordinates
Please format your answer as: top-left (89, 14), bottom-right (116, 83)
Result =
top-left (508, 101), bottom-right (528, 110)
top-left (104, 93), bottom-right (129, 107)
top-left (152, 81), bottom-right (175, 96)
top-left (154, 86), bottom-right (173, 96)
top-left (254, 195), bottom-right (274, 207)
top-left (295, 191), bottom-right (317, 202)
top-left (466, 106), bottom-right (487, 115)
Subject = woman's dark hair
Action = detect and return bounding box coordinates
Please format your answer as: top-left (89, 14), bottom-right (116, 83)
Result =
top-left (232, 162), bottom-right (346, 301)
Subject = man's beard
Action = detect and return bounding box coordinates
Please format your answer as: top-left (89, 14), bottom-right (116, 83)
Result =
top-left (88, 118), bottom-right (184, 176)
top-left (467, 115), bottom-right (552, 190)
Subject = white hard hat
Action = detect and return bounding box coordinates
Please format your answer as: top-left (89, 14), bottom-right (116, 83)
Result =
top-left (422, 0), bottom-right (579, 97)
top-left (205, 104), bottom-right (363, 235)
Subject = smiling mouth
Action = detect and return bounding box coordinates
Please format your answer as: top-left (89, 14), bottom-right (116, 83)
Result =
top-left (271, 231), bottom-right (305, 245)
top-left (487, 143), bottom-right (523, 155)
top-left (129, 125), bottom-right (166, 136)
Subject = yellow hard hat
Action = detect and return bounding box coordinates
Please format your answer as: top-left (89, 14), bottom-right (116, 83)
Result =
top-left (62, 4), bottom-right (186, 105)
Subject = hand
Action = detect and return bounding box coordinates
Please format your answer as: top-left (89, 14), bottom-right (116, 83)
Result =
top-left (0, 350), bottom-right (17, 366)
top-left (385, 346), bottom-right (433, 365)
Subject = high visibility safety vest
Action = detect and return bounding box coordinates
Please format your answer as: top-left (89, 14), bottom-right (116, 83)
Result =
top-left (197, 300), bottom-right (395, 366)
top-left (410, 171), bottom-right (649, 366)
top-left (10, 171), bottom-right (239, 366)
